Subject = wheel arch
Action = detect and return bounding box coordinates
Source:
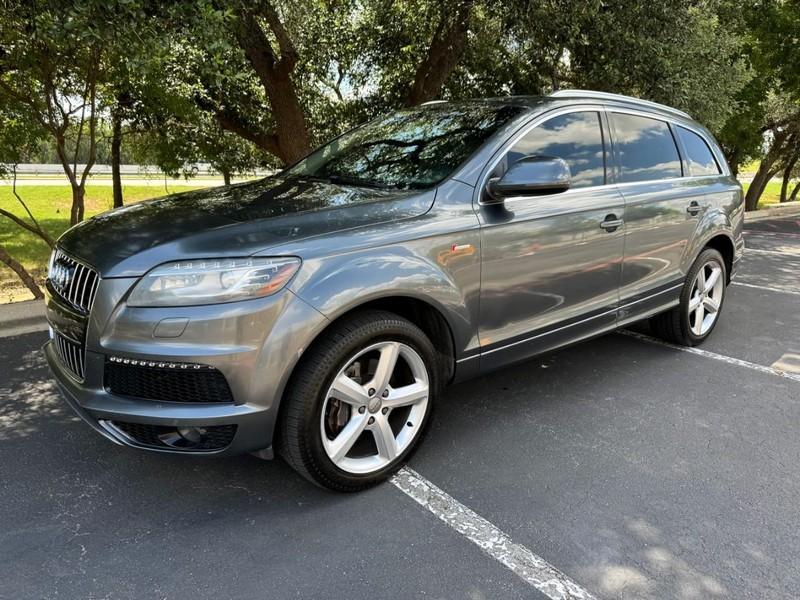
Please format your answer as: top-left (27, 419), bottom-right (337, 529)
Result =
top-left (269, 294), bottom-right (457, 452)
top-left (701, 233), bottom-right (735, 284)
top-left (303, 294), bottom-right (457, 384)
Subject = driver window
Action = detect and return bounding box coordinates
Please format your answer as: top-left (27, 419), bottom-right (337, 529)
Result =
top-left (496, 111), bottom-right (606, 188)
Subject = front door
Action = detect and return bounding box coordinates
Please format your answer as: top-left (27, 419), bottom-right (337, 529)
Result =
top-left (477, 109), bottom-right (625, 371)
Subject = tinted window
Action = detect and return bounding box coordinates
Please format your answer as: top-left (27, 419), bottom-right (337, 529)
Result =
top-left (613, 113), bottom-right (682, 182)
top-left (286, 104), bottom-right (522, 189)
top-left (504, 112), bottom-right (605, 188)
top-left (676, 126), bottom-right (721, 176)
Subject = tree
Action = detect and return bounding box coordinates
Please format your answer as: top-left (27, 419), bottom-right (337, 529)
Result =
top-left (742, 93), bottom-right (800, 210)
top-left (160, 0), bottom-right (481, 166)
top-left (721, 0), bottom-right (800, 209)
top-left (0, 0), bottom-right (159, 223)
top-left (405, 0), bottom-right (476, 105)
top-left (128, 108), bottom-right (269, 185)
top-left (0, 109), bottom-right (52, 298)
top-left (0, 1), bottom-right (107, 225)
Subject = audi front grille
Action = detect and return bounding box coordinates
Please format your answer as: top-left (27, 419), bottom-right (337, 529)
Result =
top-left (48, 248), bottom-right (100, 315)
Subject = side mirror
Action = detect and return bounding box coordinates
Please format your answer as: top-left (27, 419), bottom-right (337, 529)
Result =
top-left (485, 156), bottom-right (571, 203)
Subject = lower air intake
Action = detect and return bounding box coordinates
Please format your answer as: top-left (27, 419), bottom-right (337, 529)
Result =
top-left (109, 421), bottom-right (237, 452)
top-left (104, 358), bottom-right (234, 403)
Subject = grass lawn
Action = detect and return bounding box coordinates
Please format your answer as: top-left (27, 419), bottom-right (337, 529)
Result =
top-left (0, 184), bottom-right (205, 303)
top-left (742, 181), bottom-right (787, 206)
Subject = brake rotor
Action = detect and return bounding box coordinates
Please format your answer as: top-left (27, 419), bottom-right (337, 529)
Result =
top-left (326, 361), bottom-right (362, 436)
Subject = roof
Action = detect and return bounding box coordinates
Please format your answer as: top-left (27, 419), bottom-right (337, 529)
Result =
top-left (421, 90), bottom-right (693, 122)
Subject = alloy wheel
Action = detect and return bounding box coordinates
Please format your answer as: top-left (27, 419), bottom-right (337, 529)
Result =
top-left (320, 341), bottom-right (430, 474)
top-left (688, 260), bottom-right (724, 336)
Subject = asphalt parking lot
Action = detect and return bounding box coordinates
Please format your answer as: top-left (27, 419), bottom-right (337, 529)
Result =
top-left (1, 214), bottom-right (799, 600)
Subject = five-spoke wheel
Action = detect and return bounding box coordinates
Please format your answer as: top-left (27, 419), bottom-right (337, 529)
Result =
top-left (650, 247), bottom-right (727, 346)
top-left (278, 310), bottom-right (438, 492)
top-left (687, 260), bottom-right (724, 336)
top-left (321, 341), bottom-right (430, 474)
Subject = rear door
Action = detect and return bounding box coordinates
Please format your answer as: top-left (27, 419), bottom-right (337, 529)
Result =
top-left (477, 108), bottom-right (625, 371)
top-left (609, 110), bottom-right (703, 320)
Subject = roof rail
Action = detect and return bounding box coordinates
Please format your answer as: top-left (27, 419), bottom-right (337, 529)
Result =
top-left (549, 89), bottom-right (691, 119)
top-left (420, 100), bottom-right (448, 106)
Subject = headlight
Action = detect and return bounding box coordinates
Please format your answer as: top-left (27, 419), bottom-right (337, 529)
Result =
top-left (127, 257), bottom-right (301, 307)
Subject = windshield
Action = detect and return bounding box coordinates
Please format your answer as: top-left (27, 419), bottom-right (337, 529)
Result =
top-left (284, 103), bottom-right (522, 190)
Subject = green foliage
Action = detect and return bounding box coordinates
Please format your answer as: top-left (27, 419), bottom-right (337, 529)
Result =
top-left (0, 184), bottom-right (204, 300)
top-left (3, 0), bottom-right (800, 207)
top-left (0, 109), bottom-right (43, 176)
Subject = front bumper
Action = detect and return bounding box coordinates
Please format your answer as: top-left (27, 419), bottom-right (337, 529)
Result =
top-left (44, 281), bottom-right (329, 457)
top-left (44, 341), bottom-right (273, 456)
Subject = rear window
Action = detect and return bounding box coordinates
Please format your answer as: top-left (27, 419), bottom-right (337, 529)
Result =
top-left (612, 113), bottom-right (682, 183)
top-left (676, 126), bottom-right (721, 176)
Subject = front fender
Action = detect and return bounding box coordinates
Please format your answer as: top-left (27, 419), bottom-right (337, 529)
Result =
top-left (288, 246), bottom-right (478, 357)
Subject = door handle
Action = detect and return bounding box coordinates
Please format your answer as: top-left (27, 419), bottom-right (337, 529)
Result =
top-left (687, 201), bottom-right (702, 215)
top-left (599, 215), bottom-right (623, 232)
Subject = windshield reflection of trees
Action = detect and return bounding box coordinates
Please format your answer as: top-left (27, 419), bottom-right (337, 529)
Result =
top-left (291, 104), bottom-right (521, 190)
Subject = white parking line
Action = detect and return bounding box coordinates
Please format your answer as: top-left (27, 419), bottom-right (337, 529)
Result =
top-left (744, 247), bottom-right (800, 257)
top-left (732, 281), bottom-right (800, 296)
top-left (391, 467), bottom-right (597, 600)
top-left (620, 330), bottom-right (800, 383)
top-left (744, 229), bottom-right (800, 238)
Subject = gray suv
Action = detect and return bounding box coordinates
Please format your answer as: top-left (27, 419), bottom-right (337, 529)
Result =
top-left (45, 90), bottom-right (744, 491)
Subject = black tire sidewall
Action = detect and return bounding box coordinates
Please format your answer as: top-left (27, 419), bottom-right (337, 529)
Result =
top-left (284, 312), bottom-right (439, 490)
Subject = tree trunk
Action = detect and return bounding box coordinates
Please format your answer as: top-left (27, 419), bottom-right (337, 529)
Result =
top-left (265, 73), bottom-right (310, 163)
top-left (70, 186), bottom-right (85, 225)
top-left (111, 114), bottom-right (124, 208)
top-left (790, 180), bottom-right (800, 203)
top-left (779, 153), bottom-right (798, 203)
top-left (745, 163), bottom-right (780, 211)
top-left (745, 165), bottom-right (776, 211)
top-left (405, 0), bottom-right (475, 106)
top-left (726, 149), bottom-right (740, 178)
top-left (0, 245), bottom-right (43, 299)
top-left (745, 129), bottom-right (791, 211)
top-left (222, 169), bottom-right (232, 186)
top-left (233, 4), bottom-right (311, 165)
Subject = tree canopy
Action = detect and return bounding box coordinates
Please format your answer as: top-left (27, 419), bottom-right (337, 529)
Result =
top-left (2, 0), bottom-right (799, 214)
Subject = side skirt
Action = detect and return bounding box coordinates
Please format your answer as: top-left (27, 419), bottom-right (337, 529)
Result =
top-left (452, 282), bottom-right (683, 380)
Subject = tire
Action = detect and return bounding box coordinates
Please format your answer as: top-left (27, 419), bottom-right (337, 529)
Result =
top-left (277, 310), bottom-right (440, 492)
top-left (650, 248), bottom-right (727, 346)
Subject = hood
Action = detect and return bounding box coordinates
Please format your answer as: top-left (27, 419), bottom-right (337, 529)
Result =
top-left (58, 176), bottom-right (435, 277)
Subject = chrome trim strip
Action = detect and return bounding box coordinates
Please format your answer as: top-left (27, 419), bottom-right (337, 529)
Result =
top-left (619, 283), bottom-right (683, 308)
top-left (479, 282), bottom-right (684, 358)
top-left (52, 331), bottom-right (85, 381)
top-left (456, 355), bottom-right (479, 364)
top-left (474, 104), bottom-right (729, 206)
top-left (481, 307), bottom-right (618, 356)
